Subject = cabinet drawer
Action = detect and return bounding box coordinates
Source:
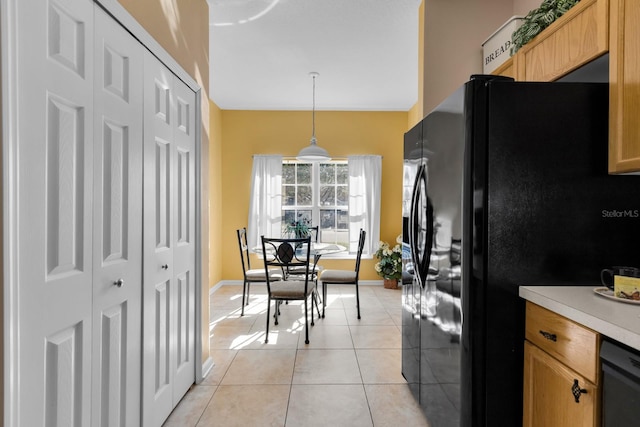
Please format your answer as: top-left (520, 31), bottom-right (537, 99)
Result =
top-left (525, 302), bottom-right (600, 383)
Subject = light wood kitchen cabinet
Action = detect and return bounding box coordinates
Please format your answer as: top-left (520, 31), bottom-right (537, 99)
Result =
top-left (608, 0), bottom-right (640, 173)
top-left (523, 302), bottom-right (601, 427)
top-left (515, 0), bottom-right (609, 82)
top-left (491, 56), bottom-right (516, 79)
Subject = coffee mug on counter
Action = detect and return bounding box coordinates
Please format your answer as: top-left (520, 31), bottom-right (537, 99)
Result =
top-left (600, 266), bottom-right (640, 290)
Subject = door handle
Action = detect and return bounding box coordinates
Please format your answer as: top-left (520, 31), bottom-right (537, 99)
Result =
top-left (161, 264), bottom-right (169, 270)
top-left (571, 379), bottom-right (587, 403)
top-left (113, 278), bottom-right (124, 287)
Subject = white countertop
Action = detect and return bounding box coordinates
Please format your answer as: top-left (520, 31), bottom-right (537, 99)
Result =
top-left (519, 285), bottom-right (640, 351)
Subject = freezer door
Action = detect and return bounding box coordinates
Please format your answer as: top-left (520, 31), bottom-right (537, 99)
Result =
top-left (402, 123), bottom-right (422, 401)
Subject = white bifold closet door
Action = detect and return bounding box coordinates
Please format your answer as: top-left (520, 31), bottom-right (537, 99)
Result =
top-left (15, 1), bottom-right (144, 426)
top-left (16, 0), bottom-right (95, 425)
top-left (91, 5), bottom-right (144, 427)
top-left (142, 52), bottom-right (196, 427)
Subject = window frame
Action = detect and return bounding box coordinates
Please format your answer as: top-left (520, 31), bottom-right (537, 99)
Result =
top-left (281, 159), bottom-right (352, 258)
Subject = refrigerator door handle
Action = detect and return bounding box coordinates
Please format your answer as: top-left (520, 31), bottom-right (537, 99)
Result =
top-left (419, 168), bottom-right (433, 286)
top-left (409, 164), bottom-right (433, 288)
top-left (409, 164), bottom-right (423, 287)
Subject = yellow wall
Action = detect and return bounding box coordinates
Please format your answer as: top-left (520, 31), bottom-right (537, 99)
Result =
top-left (117, 0), bottom-right (212, 364)
top-left (117, 0), bottom-right (210, 95)
top-left (423, 0), bottom-right (514, 113)
top-left (421, 0), bottom-right (541, 115)
top-left (408, 0), bottom-right (426, 129)
top-left (514, 0), bottom-right (541, 14)
top-left (209, 101), bottom-right (223, 287)
top-left (219, 110), bottom-right (407, 282)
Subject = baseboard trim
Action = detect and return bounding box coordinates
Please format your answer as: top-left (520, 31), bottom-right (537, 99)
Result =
top-left (199, 356), bottom-right (215, 383)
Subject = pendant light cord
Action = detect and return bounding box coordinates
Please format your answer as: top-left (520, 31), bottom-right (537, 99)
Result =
top-left (311, 74), bottom-right (316, 141)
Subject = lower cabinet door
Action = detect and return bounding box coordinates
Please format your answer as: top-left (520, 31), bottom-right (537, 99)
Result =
top-left (523, 341), bottom-right (599, 427)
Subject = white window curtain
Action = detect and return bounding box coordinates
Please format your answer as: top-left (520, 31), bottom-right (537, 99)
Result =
top-left (247, 155), bottom-right (283, 250)
top-left (348, 155), bottom-right (382, 255)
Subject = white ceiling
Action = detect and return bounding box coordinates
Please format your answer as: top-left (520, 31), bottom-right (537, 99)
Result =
top-left (207, 0), bottom-right (420, 111)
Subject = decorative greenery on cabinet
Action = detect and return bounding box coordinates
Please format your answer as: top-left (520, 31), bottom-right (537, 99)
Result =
top-left (512, 0), bottom-right (581, 53)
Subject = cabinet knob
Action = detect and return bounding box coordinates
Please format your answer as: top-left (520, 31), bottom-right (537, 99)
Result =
top-left (571, 379), bottom-right (587, 403)
top-left (539, 330), bottom-right (557, 342)
top-left (113, 278), bottom-right (124, 287)
top-left (161, 264), bottom-right (169, 270)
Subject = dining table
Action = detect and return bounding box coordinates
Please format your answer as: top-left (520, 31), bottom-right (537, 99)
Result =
top-left (252, 241), bottom-right (346, 261)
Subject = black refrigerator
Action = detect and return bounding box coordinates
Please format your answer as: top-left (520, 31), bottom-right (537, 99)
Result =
top-left (401, 75), bottom-right (640, 427)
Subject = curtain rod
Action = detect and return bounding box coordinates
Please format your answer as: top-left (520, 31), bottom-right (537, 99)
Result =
top-left (251, 155), bottom-right (381, 160)
top-left (282, 156), bottom-right (349, 161)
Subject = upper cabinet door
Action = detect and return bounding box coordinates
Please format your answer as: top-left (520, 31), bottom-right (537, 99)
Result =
top-left (16, 0), bottom-right (95, 425)
top-left (609, 0), bottom-right (640, 173)
top-left (516, 0), bottom-right (609, 82)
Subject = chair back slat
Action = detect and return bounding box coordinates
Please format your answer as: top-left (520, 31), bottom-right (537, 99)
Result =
top-left (237, 227), bottom-right (251, 272)
top-left (261, 236), bottom-right (312, 287)
top-left (354, 229), bottom-right (367, 279)
top-left (309, 226), bottom-right (319, 243)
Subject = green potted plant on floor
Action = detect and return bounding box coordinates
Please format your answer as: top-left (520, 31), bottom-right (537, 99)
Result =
top-left (374, 235), bottom-right (402, 289)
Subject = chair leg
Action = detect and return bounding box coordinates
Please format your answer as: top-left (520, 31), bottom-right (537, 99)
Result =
top-left (241, 280), bottom-right (247, 316)
top-left (313, 290), bottom-right (321, 319)
top-left (265, 296), bottom-right (271, 343)
top-left (313, 284), bottom-right (321, 307)
top-left (321, 282), bottom-right (326, 318)
top-left (314, 277), bottom-right (322, 304)
top-left (355, 281), bottom-right (361, 320)
top-left (274, 300), bottom-right (279, 326)
top-left (304, 298), bottom-right (310, 344)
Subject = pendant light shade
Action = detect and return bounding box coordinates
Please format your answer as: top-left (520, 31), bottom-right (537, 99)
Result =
top-left (297, 72), bottom-right (331, 162)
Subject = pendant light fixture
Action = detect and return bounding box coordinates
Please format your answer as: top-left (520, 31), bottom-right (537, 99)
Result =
top-left (297, 72), bottom-right (331, 161)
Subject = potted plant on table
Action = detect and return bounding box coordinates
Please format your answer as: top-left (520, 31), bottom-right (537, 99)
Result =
top-left (374, 235), bottom-right (402, 289)
top-left (285, 219), bottom-right (310, 238)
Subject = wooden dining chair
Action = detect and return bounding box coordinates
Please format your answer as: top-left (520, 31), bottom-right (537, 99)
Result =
top-left (236, 227), bottom-right (282, 316)
top-left (319, 229), bottom-right (366, 319)
top-left (261, 236), bottom-right (318, 344)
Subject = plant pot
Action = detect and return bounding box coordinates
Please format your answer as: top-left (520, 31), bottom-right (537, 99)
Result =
top-left (383, 278), bottom-right (399, 289)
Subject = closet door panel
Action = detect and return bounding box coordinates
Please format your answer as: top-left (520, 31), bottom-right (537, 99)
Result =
top-left (92, 6), bottom-right (144, 426)
top-left (142, 53), bottom-right (176, 427)
top-left (16, 0), bottom-right (95, 425)
top-left (171, 79), bottom-right (196, 403)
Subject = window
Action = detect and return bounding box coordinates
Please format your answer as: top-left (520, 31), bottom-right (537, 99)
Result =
top-left (282, 160), bottom-right (349, 247)
top-left (248, 154), bottom-right (380, 257)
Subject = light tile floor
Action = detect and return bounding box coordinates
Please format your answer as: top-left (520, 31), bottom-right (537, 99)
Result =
top-left (162, 284), bottom-right (430, 427)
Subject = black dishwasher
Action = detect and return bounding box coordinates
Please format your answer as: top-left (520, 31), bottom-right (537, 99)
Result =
top-left (600, 338), bottom-right (640, 426)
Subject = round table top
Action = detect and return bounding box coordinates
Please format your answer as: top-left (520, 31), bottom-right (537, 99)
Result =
top-left (309, 243), bottom-right (346, 256)
top-left (253, 242), bottom-right (346, 256)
